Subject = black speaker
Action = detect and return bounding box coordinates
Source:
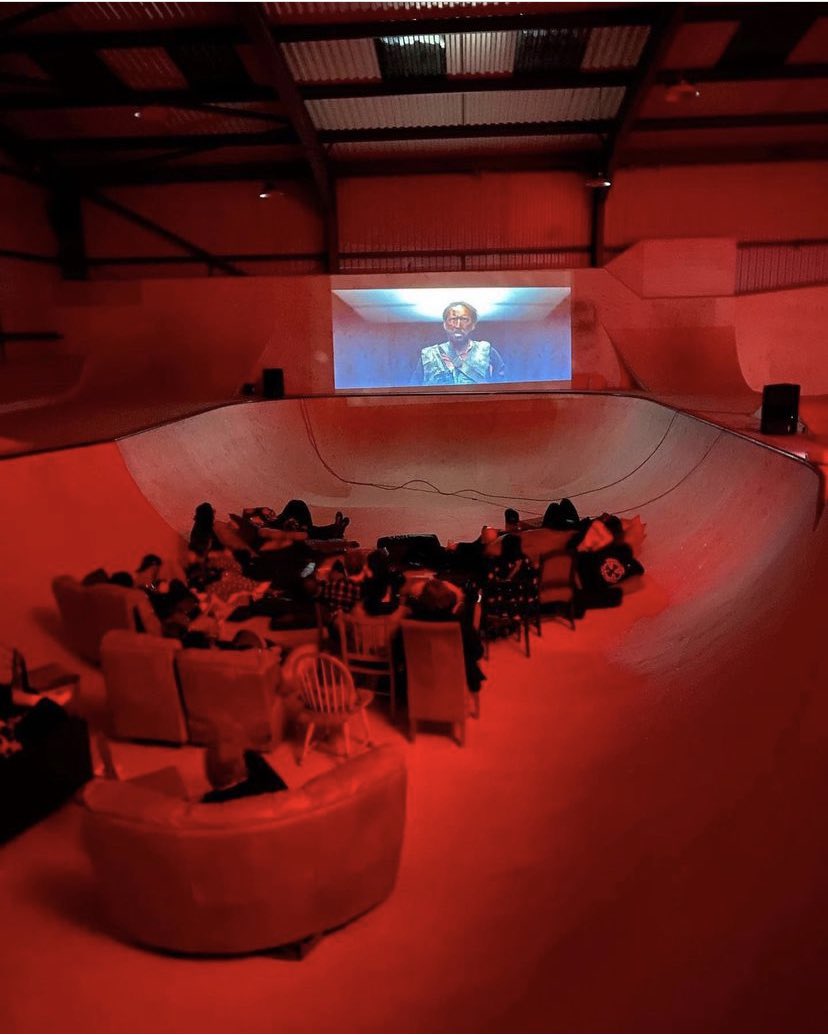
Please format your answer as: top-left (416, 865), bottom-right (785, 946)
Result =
top-left (760, 383), bottom-right (799, 435)
top-left (262, 368), bottom-right (285, 400)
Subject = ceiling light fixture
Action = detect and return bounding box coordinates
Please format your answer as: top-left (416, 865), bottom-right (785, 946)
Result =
top-left (585, 173), bottom-right (612, 189)
top-left (665, 77), bottom-right (701, 103)
top-left (132, 108), bottom-right (143, 119)
top-left (258, 181), bottom-right (275, 199)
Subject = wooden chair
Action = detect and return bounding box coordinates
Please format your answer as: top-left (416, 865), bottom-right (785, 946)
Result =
top-left (337, 612), bottom-right (399, 721)
top-left (537, 549), bottom-right (578, 630)
top-left (479, 575), bottom-right (540, 658)
top-left (293, 652), bottom-right (374, 765)
top-left (400, 619), bottom-right (468, 746)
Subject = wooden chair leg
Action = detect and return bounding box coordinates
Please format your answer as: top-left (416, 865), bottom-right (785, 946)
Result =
top-left (408, 718), bottom-right (416, 743)
top-left (456, 719), bottom-right (465, 747)
top-left (389, 668), bottom-right (396, 722)
top-left (343, 721), bottom-right (352, 757)
top-left (299, 721), bottom-right (315, 765)
top-left (358, 707), bottom-right (372, 746)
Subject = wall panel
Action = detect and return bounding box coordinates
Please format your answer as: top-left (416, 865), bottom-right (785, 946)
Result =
top-left (606, 161), bottom-right (828, 247)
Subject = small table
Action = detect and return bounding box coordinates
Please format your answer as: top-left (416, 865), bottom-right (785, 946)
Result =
top-left (13, 663), bottom-right (80, 709)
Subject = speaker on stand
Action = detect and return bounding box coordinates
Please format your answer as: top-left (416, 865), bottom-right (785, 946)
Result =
top-left (262, 368), bottom-right (285, 400)
top-left (760, 383), bottom-right (800, 436)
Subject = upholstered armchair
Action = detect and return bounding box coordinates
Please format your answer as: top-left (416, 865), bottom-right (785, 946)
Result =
top-left (100, 630), bottom-right (188, 744)
top-left (176, 646), bottom-right (285, 749)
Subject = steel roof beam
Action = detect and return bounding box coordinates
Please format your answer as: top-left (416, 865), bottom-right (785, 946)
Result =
top-left (236, 3), bottom-right (338, 271)
top-left (605, 5), bottom-right (686, 176)
top-left (319, 120), bottom-right (612, 143)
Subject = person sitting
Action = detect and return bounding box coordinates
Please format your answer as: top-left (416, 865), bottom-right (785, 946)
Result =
top-left (201, 724), bottom-right (287, 804)
top-left (272, 499), bottom-right (350, 541)
top-left (503, 508), bottom-right (534, 534)
top-left (307, 551), bottom-right (366, 616)
top-left (407, 577), bottom-right (485, 712)
top-left (359, 549), bottom-right (405, 617)
top-left (445, 525), bottom-right (501, 577)
top-left (188, 502), bottom-right (223, 563)
top-left (481, 533), bottom-right (539, 638)
top-left (541, 498), bottom-right (581, 531)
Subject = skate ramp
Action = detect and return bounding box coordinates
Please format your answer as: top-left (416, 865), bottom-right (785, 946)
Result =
top-left (2, 392), bottom-right (826, 1030)
top-left (120, 393), bottom-right (822, 683)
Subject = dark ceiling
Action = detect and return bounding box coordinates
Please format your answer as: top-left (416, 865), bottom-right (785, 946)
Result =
top-left (0, 0), bottom-right (826, 197)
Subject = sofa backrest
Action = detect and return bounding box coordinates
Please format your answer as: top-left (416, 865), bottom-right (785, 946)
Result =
top-left (100, 630), bottom-right (188, 745)
top-left (176, 646), bottom-right (283, 749)
top-left (401, 619), bottom-right (467, 725)
top-left (81, 744), bottom-right (407, 955)
top-left (52, 576), bottom-right (162, 664)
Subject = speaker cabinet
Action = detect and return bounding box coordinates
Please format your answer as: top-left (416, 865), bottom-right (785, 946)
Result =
top-left (262, 368), bottom-right (285, 400)
top-left (760, 383), bottom-right (799, 436)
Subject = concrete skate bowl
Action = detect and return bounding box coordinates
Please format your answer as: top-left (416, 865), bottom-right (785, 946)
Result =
top-left (4, 391), bottom-right (827, 1030)
top-left (120, 392), bottom-right (825, 688)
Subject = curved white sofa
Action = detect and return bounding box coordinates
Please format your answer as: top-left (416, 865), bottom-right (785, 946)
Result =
top-left (81, 744), bottom-right (407, 955)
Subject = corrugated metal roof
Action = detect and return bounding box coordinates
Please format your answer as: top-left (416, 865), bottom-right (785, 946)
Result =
top-left (18, 2), bottom-right (232, 31)
top-left (309, 86), bottom-right (623, 129)
top-left (787, 16), bottom-right (828, 64)
top-left (282, 39), bottom-right (381, 82)
top-left (464, 86), bottom-right (624, 124)
top-left (445, 32), bottom-right (516, 75)
top-left (662, 22), bottom-right (739, 70)
top-left (582, 25), bottom-right (649, 70)
top-left (267, 2), bottom-right (506, 20)
top-left (100, 47), bottom-right (189, 90)
top-left (736, 241), bottom-right (828, 293)
top-left (308, 93), bottom-right (464, 129)
top-left (330, 133), bottom-right (601, 159)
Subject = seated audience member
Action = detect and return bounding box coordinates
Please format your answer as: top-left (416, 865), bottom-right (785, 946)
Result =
top-left (446, 525), bottom-right (501, 576)
top-left (307, 551), bottom-right (366, 616)
top-left (0, 644), bottom-right (27, 718)
top-left (541, 498), bottom-right (581, 531)
top-left (195, 549), bottom-right (270, 616)
top-left (133, 553), bottom-right (186, 592)
top-left (273, 499), bottom-right (350, 541)
top-left (407, 578), bottom-right (485, 707)
top-left (188, 502), bottom-right (223, 563)
top-left (570, 515), bottom-right (645, 601)
top-left (201, 724), bottom-right (287, 804)
top-left (481, 533), bottom-right (539, 634)
top-left (360, 549), bottom-right (405, 617)
top-left (503, 508), bottom-right (534, 534)
top-left (133, 554), bottom-right (163, 591)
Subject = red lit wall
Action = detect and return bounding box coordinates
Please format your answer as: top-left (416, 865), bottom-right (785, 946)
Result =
top-left (0, 165), bottom-right (59, 337)
top-left (337, 171), bottom-right (591, 257)
top-left (606, 162), bottom-right (828, 246)
top-left (81, 180), bottom-right (325, 277)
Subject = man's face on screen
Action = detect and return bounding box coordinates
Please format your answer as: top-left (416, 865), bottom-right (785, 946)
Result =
top-left (443, 305), bottom-right (476, 346)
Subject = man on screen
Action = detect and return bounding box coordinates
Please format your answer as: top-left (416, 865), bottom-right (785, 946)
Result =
top-left (412, 302), bottom-right (507, 386)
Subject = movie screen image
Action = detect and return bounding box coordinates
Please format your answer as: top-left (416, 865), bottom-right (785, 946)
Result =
top-left (332, 286), bottom-right (572, 391)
